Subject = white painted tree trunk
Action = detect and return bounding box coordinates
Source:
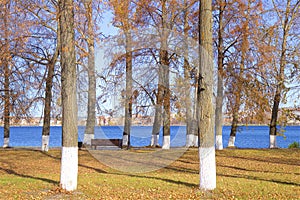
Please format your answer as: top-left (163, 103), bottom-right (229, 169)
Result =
top-left (228, 136), bottom-right (235, 147)
top-left (150, 135), bottom-right (159, 146)
top-left (199, 146), bottom-right (216, 190)
top-left (215, 135), bottom-right (223, 150)
top-left (269, 135), bottom-right (277, 148)
top-left (122, 134), bottom-right (128, 146)
top-left (193, 135), bottom-right (198, 147)
top-left (198, 0), bottom-right (216, 190)
top-left (162, 135), bottom-right (170, 149)
top-left (60, 147), bottom-right (78, 191)
top-left (42, 135), bottom-right (50, 151)
top-left (3, 138), bottom-right (9, 148)
top-left (83, 133), bottom-right (94, 146)
top-left (186, 134), bottom-right (194, 147)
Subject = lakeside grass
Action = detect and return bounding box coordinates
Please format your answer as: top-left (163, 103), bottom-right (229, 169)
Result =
top-left (0, 148), bottom-right (299, 199)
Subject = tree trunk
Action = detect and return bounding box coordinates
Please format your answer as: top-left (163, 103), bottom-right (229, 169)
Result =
top-left (184, 59), bottom-right (194, 147)
top-left (160, 0), bottom-right (170, 150)
top-left (3, 1), bottom-right (10, 148)
top-left (183, 0), bottom-right (194, 148)
top-left (3, 62), bottom-right (10, 148)
top-left (122, 30), bottom-right (133, 148)
top-left (162, 49), bottom-right (170, 150)
top-left (42, 27), bottom-right (59, 151)
top-left (228, 1), bottom-right (249, 148)
top-left (59, 0), bottom-right (78, 191)
top-left (83, 0), bottom-right (96, 146)
top-left (197, 0), bottom-right (216, 190)
top-left (192, 83), bottom-right (198, 147)
top-left (269, 0), bottom-right (291, 148)
top-left (151, 75), bottom-right (163, 147)
top-left (41, 59), bottom-right (55, 151)
top-left (215, 1), bottom-right (225, 150)
top-left (269, 92), bottom-right (280, 148)
top-left (228, 111), bottom-right (238, 147)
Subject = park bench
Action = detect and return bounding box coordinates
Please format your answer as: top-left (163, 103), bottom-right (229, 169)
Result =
top-left (91, 139), bottom-right (122, 149)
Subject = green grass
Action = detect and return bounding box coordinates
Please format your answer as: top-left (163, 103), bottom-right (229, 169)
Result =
top-left (0, 148), bottom-right (299, 199)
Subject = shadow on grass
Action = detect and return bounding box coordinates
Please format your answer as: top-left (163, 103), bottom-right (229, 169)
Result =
top-left (122, 173), bottom-right (198, 188)
top-left (0, 148), bottom-right (197, 188)
top-left (163, 165), bottom-right (198, 174)
top-left (0, 166), bottom-right (58, 184)
top-left (38, 149), bottom-right (108, 174)
top-left (219, 164), bottom-right (300, 176)
top-left (218, 153), bottom-right (300, 167)
top-left (218, 173), bottom-right (300, 186)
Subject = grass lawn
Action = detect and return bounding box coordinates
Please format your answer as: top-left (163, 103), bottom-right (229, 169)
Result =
top-left (0, 148), bottom-right (299, 199)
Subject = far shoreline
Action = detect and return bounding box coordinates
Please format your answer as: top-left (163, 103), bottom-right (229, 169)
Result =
top-left (2, 124), bottom-right (300, 127)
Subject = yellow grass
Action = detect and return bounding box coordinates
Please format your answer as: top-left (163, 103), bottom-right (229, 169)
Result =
top-left (0, 148), bottom-right (299, 199)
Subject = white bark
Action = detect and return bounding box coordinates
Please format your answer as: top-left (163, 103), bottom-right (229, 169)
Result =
top-left (83, 133), bottom-right (94, 145)
top-left (186, 134), bottom-right (197, 147)
top-left (42, 135), bottom-right (50, 151)
top-left (150, 135), bottom-right (159, 146)
top-left (3, 138), bottom-right (9, 148)
top-left (269, 135), bottom-right (277, 148)
top-left (162, 135), bottom-right (170, 149)
top-left (193, 135), bottom-right (198, 147)
top-left (199, 146), bottom-right (216, 190)
top-left (122, 135), bottom-right (128, 146)
top-left (60, 147), bottom-right (78, 191)
top-left (186, 134), bottom-right (194, 147)
top-left (228, 136), bottom-right (235, 147)
top-left (215, 135), bottom-right (223, 150)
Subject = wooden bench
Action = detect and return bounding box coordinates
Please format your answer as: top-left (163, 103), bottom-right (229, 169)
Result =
top-left (91, 139), bottom-right (122, 149)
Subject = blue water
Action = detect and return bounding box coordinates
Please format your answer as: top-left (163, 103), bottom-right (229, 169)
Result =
top-left (0, 126), bottom-right (299, 148)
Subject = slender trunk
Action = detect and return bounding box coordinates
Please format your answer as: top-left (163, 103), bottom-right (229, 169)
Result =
top-left (161, 0), bottom-right (170, 150)
top-left (228, 109), bottom-right (238, 147)
top-left (192, 82), bottom-right (198, 147)
top-left (184, 58), bottom-right (193, 147)
top-left (83, 0), bottom-right (96, 146)
top-left (42, 60), bottom-right (55, 151)
top-left (42, 26), bottom-right (59, 151)
top-left (198, 0), bottom-right (216, 190)
top-left (162, 49), bottom-right (170, 149)
top-left (3, 1), bottom-right (10, 148)
top-left (215, 1), bottom-right (224, 150)
top-left (228, 2), bottom-right (249, 149)
top-left (269, 0), bottom-right (290, 148)
top-left (228, 54), bottom-right (244, 148)
top-left (151, 75), bottom-right (163, 146)
top-left (123, 30), bottom-right (133, 148)
top-left (59, 0), bottom-right (78, 191)
top-left (3, 63), bottom-right (10, 148)
top-left (183, 0), bottom-right (193, 147)
top-left (269, 91), bottom-right (280, 148)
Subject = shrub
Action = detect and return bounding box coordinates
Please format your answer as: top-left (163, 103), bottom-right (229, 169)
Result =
top-left (288, 141), bottom-right (300, 149)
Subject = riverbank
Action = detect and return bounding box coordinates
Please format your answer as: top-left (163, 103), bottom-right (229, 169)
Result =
top-left (0, 148), bottom-right (299, 199)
